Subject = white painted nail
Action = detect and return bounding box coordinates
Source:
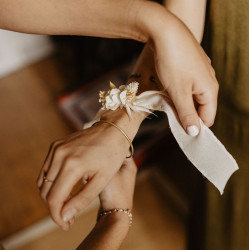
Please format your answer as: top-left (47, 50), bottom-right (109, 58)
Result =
top-left (187, 125), bottom-right (199, 137)
top-left (63, 208), bottom-right (77, 222)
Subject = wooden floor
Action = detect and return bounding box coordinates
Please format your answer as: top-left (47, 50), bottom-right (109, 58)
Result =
top-left (0, 56), bottom-right (186, 249)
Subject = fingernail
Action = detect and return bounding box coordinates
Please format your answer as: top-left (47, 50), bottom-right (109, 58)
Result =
top-left (63, 208), bottom-right (77, 222)
top-left (187, 125), bottom-right (199, 137)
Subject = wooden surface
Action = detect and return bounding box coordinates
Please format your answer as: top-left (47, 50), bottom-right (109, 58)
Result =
top-left (0, 57), bottom-right (73, 239)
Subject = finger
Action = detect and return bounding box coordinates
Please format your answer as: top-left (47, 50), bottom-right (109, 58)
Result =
top-left (37, 131), bottom-right (84, 188)
top-left (195, 93), bottom-right (218, 127)
top-left (61, 173), bottom-right (107, 223)
top-left (46, 159), bottom-right (84, 228)
top-left (37, 144), bottom-right (54, 188)
top-left (168, 86), bottom-right (200, 137)
top-left (37, 140), bottom-right (63, 188)
top-left (40, 150), bottom-right (68, 202)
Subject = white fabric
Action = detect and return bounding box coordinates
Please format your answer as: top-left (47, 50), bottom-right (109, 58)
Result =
top-left (84, 91), bottom-right (239, 194)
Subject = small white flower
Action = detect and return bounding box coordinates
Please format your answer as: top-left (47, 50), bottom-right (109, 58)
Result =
top-left (125, 82), bottom-right (139, 95)
top-left (105, 88), bottom-right (121, 110)
top-left (120, 90), bottom-right (127, 106)
top-left (99, 81), bottom-right (141, 116)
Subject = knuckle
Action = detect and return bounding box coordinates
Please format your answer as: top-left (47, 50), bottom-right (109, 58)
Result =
top-left (206, 81), bottom-right (219, 99)
top-left (54, 145), bottom-right (67, 158)
top-left (64, 158), bottom-right (81, 171)
top-left (212, 80), bottom-right (219, 92)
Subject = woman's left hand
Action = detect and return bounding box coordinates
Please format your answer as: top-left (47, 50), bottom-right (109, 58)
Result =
top-left (37, 109), bottom-right (143, 231)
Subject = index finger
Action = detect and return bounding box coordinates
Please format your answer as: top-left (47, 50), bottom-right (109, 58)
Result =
top-left (46, 160), bottom-right (83, 229)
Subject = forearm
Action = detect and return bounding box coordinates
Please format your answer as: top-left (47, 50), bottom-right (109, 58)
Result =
top-left (0, 0), bottom-right (165, 43)
top-left (77, 212), bottom-right (129, 250)
top-left (0, 0), bottom-right (146, 40)
top-left (163, 0), bottom-right (207, 43)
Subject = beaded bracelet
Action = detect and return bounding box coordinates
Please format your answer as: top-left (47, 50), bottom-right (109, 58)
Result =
top-left (97, 208), bottom-right (133, 226)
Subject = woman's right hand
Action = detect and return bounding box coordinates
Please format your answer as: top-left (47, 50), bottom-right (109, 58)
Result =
top-left (138, 2), bottom-right (219, 135)
top-left (99, 158), bottom-right (138, 212)
top-left (76, 159), bottom-right (137, 250)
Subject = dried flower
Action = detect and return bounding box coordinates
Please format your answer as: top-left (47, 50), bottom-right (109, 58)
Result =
top-left (99, 81), bottom-right (140, 117)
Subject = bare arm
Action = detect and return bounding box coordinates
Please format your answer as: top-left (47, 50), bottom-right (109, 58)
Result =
top-left (77, 159), bottom-right (137, 250)
top-left (77, 213), bottom-right (129, 250)
top-left (0, 0), bottom-right (147, 41)
top-left (163, 0), bottom-right (207, 43)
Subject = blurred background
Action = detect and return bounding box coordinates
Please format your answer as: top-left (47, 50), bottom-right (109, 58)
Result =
top-left (0, 1), bottom-right (248, 248)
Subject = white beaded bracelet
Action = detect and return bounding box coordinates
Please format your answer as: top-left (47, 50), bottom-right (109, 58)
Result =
top-left (97, 208), bottom-right (133, 227)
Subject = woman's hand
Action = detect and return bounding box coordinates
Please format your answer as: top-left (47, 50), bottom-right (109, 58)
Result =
top-left (37, 109), bottom-right (143, 231)
top-left (76, 159), bottom-right (137, 250)
top-left (99, 158), bottom-right (137, 212)
top-left (139, 3), bottom-right (219, 135)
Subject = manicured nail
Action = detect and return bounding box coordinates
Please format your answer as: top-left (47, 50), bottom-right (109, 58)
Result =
top-left (63, 207), bottom-right (77, 222)
top-left (187, 125), bottom-right (199, 137)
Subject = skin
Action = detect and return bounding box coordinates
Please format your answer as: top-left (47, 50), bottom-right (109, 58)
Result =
top-left (77, 158), bottom-right (137, 250)
top-left (0, 0), bottom-right (218, 130)
top-left (0, 0), bottom-right (219, 230)
top-left (38, 110), bottom-right (143, 231)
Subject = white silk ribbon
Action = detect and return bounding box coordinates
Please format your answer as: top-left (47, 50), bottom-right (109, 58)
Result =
top-left (84, 90), bottom-right (239, 194)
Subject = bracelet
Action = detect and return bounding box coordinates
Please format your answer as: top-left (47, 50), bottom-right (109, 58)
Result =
top-left (92, 120), bottom-right (134, 158)
top-left (97, 208), bottom-right (133, 226)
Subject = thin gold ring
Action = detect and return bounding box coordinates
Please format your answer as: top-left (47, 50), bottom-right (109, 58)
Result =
top-left (43, 172), bottom-right (53, 183)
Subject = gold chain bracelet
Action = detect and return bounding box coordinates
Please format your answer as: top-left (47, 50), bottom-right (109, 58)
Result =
top-left (97, 208), bottom-right (132, 226)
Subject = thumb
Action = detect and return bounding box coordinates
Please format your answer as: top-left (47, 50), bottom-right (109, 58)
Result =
top-left (169, 87), bottom-right (200, 137)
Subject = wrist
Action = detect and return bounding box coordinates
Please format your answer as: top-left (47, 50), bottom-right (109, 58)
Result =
top-left (98, 209), bottom-right (131, 230)
top-left (136, 1), bottom-right (172, 44)
top-left (100, 108), bottom-right (144, 141)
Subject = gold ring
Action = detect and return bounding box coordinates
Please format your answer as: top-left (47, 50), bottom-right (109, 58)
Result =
top-left (43, 172), bottom-right (53, 183)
